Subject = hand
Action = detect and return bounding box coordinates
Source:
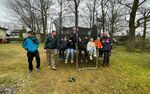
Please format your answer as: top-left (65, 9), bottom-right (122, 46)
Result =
top-left (44, 49), bottom-right (47, 52)
top-left (87, 50), bottom-right (89, 53)
top-left (109, 51), bottom-right (112, 56)
top-left (111, 50), bottom-right (113, 53)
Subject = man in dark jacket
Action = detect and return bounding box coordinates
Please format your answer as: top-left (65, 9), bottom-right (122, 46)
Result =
top-left (22, 31), bottom-right (40, 73)
top-left (101, 32), bottom-right (112, 67)
top-left (44, 30), bottom-right (58, 70)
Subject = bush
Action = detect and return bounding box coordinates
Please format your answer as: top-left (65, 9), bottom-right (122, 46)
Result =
top-left (135, 37), bottom-right (150, 51)
top-left (114, 36), bottom-right (128, 45)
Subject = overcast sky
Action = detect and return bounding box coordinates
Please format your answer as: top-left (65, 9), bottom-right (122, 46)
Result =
top-left (0, 0), bottom-right (12, 23)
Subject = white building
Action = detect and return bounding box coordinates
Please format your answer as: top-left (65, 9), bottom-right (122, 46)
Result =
top-left (0, 27), bottom-right (8, 43)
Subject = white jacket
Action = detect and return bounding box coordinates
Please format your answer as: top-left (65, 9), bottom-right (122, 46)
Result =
top-left (87, 41), bottom-right (96, 51)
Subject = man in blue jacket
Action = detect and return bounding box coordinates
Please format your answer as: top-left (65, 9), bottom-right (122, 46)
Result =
top-left (101, 32), bottom-right (112, 67)
top-left (22, 31), bottom-right (40, 73)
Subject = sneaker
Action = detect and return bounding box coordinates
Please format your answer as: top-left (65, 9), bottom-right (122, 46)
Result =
top-left (94, 55), bottom-right (97, 57)
top-left (36, 68), bottom-right (40, 72)
top-left (99, 55), bottom-right (103, 58)
top-left (85, 59), bottom-right (88, 63)
top-left (48, 65), bottom-right (51, 69)
top-left (106, 64), bottom-right (110, 67)
top-left (51, 67), bottom-right (57, 70)
top-left (102, 64), bottom-right (106, 67)
top-left (29, 70), bottom-right (32, 73)
top-left (71, 60), bottom-right (74, 63)
top-left (65, 60), bottom-right (68, 64)
top-left (90, 56), bottom-right (93, 60)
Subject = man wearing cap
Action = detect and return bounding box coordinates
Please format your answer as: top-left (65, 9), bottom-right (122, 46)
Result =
top-left (22, 31), bottom-right (41, 73)
top-left (44, 31), bottom-right (58, 70)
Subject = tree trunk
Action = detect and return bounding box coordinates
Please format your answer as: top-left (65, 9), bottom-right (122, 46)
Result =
top-left (91, 0), bottom-right (97, 39)
top-left (142, 17), bottom-right (147, 49)
top-left (101, 4), bottom-right (105, 33)
top-left (127, 0), bottom-right (139, 52)
top-left (110, 22), bottom-right (114, 41)
top-left (59, 0), bottom-right (63, 38)
top-left (75, 7), bottom-right (78, 29)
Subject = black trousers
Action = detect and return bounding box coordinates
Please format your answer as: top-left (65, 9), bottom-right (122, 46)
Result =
top-left (79, 48), bottom-right (88, 61)
top-left (27, 51), bottom-right (40, 71)
top-left (59, 47), bottom-right (66, 57)
top-left (98, 48), bottom-right (103, 57)
top-left (103, 50), bottom-right (110, 65)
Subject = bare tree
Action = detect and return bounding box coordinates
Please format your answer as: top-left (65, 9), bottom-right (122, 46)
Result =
top-left (34, 0), bottom-right (54, 35)
top-left (67, 0), bottom-right (81, 29)
top-left (84, 0), bottom-right (101, 38)
top-left (106, 0), bottom-right (124, 40)
top-left (9, 0), bottom-right (53, 41)
top-left (100, 0), bottom-right (109, 33)
top-left (57, 0), bottom-right (63, 36)
top-left (118, 0), bottom-right (148, 51)
top-left (9, 0), bottom-right (37, 32)
top-left (56, 0), bottom-right (69, 36)
top-left (137, 6), bottom-right (150, 48)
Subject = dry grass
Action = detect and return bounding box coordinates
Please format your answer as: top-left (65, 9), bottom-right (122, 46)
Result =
top-left (0, 44), bottom-right (150, 94)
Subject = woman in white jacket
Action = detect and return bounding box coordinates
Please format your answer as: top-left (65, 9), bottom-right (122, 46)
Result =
top-left (87, 38), bottom-right (97, 60)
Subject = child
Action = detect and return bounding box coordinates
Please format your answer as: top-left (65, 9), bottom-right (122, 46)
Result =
top-left (65, 36), bottom-right (75, 63)
top-left (78, 37), bottom-right (88, 62)
top-left (59, 37), bottom-right (67, 58)
top-left (95, 37), bottom-right (103, 58)
top-left (87, 38), bottom-right (97, 60)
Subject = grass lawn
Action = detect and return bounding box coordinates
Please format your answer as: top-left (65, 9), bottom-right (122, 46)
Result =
top-left (0, 44), bottom-right (150, 94)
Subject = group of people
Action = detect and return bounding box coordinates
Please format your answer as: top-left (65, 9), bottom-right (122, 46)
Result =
top-left (22, 27), bottom-right (112, 73)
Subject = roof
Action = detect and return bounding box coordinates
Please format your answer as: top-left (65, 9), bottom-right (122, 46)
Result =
top-left (54, 16), bottom-right (90, 28)
top-left (11, 29), bottom-right (26, 33)
top-left (62, 26), bottom-right (90, 29)
top-left (0, 27), bottom-right (8, 31)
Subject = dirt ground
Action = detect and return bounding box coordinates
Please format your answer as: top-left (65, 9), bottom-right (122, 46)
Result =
top-left (0, 44), bottom-right (150, 94)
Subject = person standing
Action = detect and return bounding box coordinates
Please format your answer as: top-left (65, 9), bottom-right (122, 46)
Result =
top-left (71, 26), bottom-right (78, 44)
top-left (44, 31), bottom-right (58, 70)
top-left (22, 31), bottom-right (40, 73)
top-left (101, 32), bottom-right (112, 67)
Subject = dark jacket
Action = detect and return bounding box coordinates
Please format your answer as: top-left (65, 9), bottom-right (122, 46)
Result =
top-left (101, 36), bottom-right (112, 51)
top-left (67, 37), bottom-right (75, 49)
top-left (60, 40), bottom-right (67, 48)
top-left (44, 34), bottom-right (58, 49)
top-left (22, 36), bottom-right (39, 53)
top-left (78, 38), bottom-right (88, 49)
top-left (70, 32), bottom-right (77, 44)
top-left (82, 38), bottom-right (89, 48)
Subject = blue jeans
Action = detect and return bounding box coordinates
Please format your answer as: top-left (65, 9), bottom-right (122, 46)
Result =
top-left (89, 47), bottom-right (96, 56)
top-left (65, 48), bottom-right (74, 61)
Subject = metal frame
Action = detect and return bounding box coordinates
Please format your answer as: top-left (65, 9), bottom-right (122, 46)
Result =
top-left (57, 26), bottom-right (99, 71)
top-left (75, 25), bottom-right (99, 71)
top-left (76, 50), bottom-right (99, 71)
